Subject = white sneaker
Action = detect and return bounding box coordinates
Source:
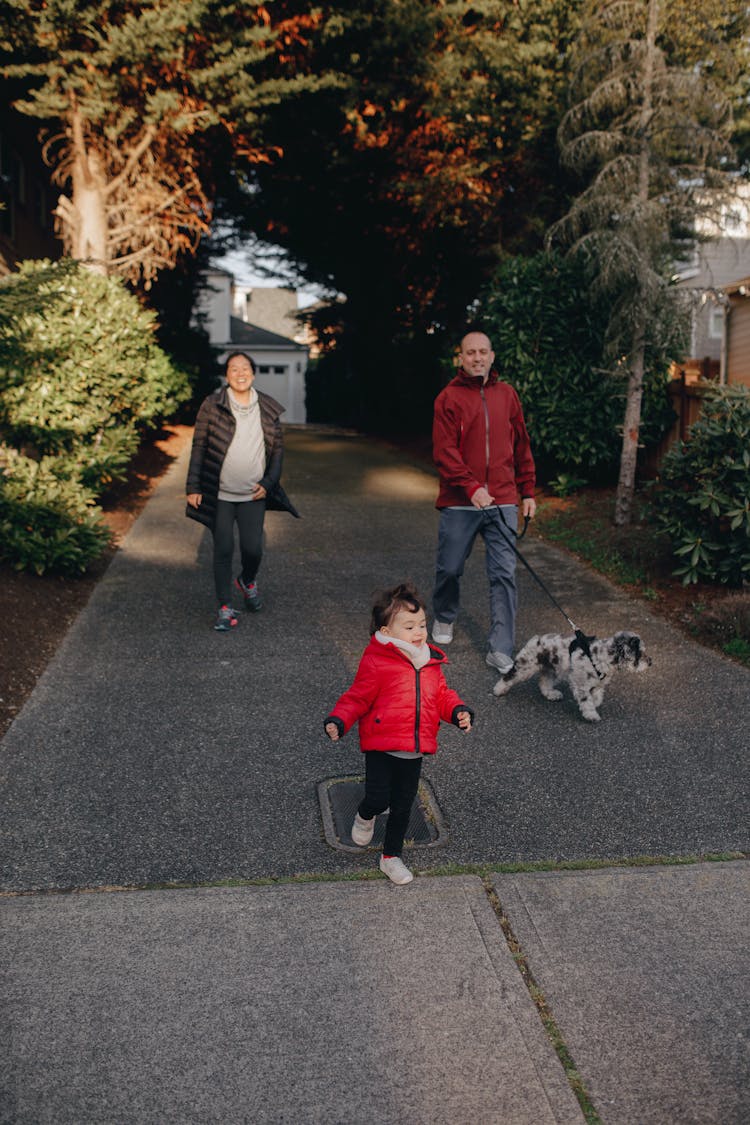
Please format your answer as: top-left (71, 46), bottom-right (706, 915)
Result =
top-left (351, 812), bottom-right (375, 846)
top-left (486, 651), bottom-right (514, 674)
top-left (432, 620), bottom-right (454, 645)
top-left (379, 855), bottom-right (414, 885)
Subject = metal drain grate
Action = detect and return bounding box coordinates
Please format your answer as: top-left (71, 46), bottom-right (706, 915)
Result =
top-left (318, 775), bottom-right (447, 853)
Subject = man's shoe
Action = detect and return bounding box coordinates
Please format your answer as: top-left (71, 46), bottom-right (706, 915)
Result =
top-left (486, 651), bottom-right (514, 674)
top-left (235, 576), bottom-right (263, 612)
top-left (351, 813), bottom-right (375, 846)
top-left (214, 604), bottom-right (238, 631)
top-left (432, 620), bottom-right (454, 645)
top-left (379, 855), bottom-right (414, 885)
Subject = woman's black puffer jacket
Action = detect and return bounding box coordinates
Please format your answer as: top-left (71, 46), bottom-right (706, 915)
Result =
top-left (185, 385), bottom-right (299, 530)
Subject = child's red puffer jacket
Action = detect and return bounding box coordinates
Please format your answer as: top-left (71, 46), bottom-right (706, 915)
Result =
top-left (326, 637), bottom-right (469, 755)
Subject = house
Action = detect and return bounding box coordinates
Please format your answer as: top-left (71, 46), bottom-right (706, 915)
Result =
top-left (192, 267), bottom-right (308, 423)
top-left (232, 284), bottom-right (305, 344)
top-left (0, 106), bottom-right (60, 274)
top-left (675, 187), bottom-right (750, 382)
top-left (643, 198), bottom-right (750, 470)
top-left (722, 278), bottom-right (750, 389)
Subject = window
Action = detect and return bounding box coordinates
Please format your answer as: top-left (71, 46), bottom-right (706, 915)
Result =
top-left (10, 151), bottom-right (25, 205)
top-left (708, 307), bottom-right (724, 339)
top-left (0, 189), bottom-right (13, 238)
top-left (257, 364), bottom-right (287, 375)
top-left (29, 177), bottom-right (51, 228)
top-left (722, 206), bottom-right (746, 235)
top-left (0, 135), bottom-right (12, 238)
top-left (0, 137), bottom-right (26, 205)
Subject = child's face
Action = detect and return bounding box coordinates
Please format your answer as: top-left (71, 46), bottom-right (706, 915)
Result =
top-left (381, 607), bottom-right (428, 646)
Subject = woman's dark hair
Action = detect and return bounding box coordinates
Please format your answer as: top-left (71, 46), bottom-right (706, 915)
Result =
top-left (224, 350), bottom-right (256, 375)
top-left (370, 581), bottom-right (425, 635)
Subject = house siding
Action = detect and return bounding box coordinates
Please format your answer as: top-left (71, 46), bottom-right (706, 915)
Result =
top-left (679, 237), bottom-right (750, 361)
top-left (727, 297), bottom-right (750, 387)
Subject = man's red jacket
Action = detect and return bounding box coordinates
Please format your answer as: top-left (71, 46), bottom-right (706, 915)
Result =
top-left (432, 367), bottom-right (536, 508)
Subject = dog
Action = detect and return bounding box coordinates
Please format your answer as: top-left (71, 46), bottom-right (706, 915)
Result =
top-left (492, 630), bottom-right (652, 721)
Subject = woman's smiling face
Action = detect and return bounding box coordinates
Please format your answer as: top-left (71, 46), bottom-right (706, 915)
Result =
top-left (225, 354), bottom-right (255, 395)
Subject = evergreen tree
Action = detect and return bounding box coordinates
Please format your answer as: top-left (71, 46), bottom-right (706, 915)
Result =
top-left (0, 0), bottom-right (328, 284)
top-left (547, 0), bottom-right (747, 524)
top-left (224, 0), bottom-right (579, 433)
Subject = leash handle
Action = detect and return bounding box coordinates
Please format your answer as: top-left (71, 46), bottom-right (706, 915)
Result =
top-left (493, 505), bottom-right (529, 541)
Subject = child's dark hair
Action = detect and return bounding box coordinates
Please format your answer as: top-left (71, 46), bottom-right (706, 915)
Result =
top-left (370, 581), bottom-right (425, 635)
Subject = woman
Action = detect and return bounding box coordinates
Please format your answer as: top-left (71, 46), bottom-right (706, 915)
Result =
top-left (186, 351), bottom-right (299, 631)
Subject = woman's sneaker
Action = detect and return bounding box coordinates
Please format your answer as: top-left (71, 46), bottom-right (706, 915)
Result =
top-left (214, 604), bottom-right (238, 631)
top-left (235, 576), bottom-right (263, 612)
top-left (379, 855), bottom-right (413, 885)
top-left (351, 812), bottom-right (375, 846)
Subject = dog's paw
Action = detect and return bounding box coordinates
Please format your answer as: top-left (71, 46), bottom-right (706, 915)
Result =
top-left (493, 679), bottom-right (511, 696)
top-left (579, 708), bottom-right (601, 722)
top-left (540, 688), bottom-right (563, 701)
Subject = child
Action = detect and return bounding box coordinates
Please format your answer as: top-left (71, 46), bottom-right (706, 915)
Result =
top-left (324, 581), bottom-right (473, 885)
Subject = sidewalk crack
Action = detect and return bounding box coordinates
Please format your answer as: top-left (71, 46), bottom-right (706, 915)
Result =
top-left (480, 875), bottom-right (603, 1125)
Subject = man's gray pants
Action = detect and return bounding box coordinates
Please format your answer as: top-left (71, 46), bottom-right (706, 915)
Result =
top-left (432, 505), bottom-right (518, 657)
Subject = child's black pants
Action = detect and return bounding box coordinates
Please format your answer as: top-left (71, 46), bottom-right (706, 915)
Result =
top-left (359, 752), bottom-right (423, 857)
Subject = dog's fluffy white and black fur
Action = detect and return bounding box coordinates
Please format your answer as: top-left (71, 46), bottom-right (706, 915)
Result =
top-left (492, 630), bottom-right (652, 721)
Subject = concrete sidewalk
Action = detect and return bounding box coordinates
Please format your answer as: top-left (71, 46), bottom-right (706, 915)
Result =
top-left (1, 427), bottom-right (748, 1123)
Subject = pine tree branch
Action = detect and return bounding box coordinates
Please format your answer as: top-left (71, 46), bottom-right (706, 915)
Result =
top-left (103, 126), bottom-right (158, 199)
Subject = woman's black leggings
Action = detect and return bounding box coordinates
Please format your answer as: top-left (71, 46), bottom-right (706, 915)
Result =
top-left (359, 752), bottom-right (423, 857)
top-left (212, 499), bottom-right (266, 606)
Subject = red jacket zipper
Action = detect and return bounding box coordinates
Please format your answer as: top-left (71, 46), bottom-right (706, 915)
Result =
top-left (480, 385), bottom-right (491, 490)
top-left (414, 666), bottom-right (421, 752)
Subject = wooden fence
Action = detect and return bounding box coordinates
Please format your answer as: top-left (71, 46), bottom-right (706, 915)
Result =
top-left (641, 359), bottom-right (720, 477)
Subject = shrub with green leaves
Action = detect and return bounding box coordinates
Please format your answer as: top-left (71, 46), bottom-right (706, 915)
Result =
top-left (477, 252), bottom-right (678, 481)
top-left (0, 258), bottom-right (191, 574)
top-left (650, 385), bottom-right (750, 585)
top-left (0, 259), bottom-right (190, 486)
top-left (0, 447), bottom-right (111, 575)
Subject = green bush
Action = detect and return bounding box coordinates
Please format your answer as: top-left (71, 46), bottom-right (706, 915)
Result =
top-left (650, 385), bottom-right (750, 585)
top-left (0, 258), bottom-right (191, 574)
top-left (0, 259), bottom-right (191, 489)
top-left (477, 252), bottom-right (678, 481)
top-left (0, 447), bottom-right (111, 575)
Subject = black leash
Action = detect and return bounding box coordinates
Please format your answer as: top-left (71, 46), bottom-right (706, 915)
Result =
top-left (487, 505), bottom-right (605, 680)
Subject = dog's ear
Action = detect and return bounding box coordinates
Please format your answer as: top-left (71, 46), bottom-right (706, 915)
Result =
top-left (612, 632), bottom-right (631, 662)
top-left (628, 633), bottom-right (652, 666)
top-left (613, 632), bottom-right (642, 663)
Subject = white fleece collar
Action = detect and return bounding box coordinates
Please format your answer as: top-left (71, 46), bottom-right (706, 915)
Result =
top-left (375, 631), bottom-right (431, 670)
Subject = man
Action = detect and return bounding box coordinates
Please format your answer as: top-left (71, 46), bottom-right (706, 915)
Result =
top-left (431, 329), bottom-right (536, 672)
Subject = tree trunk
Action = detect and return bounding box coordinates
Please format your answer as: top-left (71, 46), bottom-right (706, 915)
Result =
top-left (59, 106), bottom-right (108, 273)
top-left (614, 323), bottom-right (646, 526)
top-left (613, 0), bottom-right (658, 527)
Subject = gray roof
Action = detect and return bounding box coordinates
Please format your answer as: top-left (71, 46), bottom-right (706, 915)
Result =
top-left (229, 317), bottom-right (306, 350)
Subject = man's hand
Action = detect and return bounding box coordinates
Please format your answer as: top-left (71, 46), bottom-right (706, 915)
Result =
top-left (522, 497), bottom-right (537, 520)
top-left (325, 722), bottom-right (340, 742)
top-left (471, 487), bottom-right (494, 509)
top-left (186, 493), bottom-right (202, 509)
